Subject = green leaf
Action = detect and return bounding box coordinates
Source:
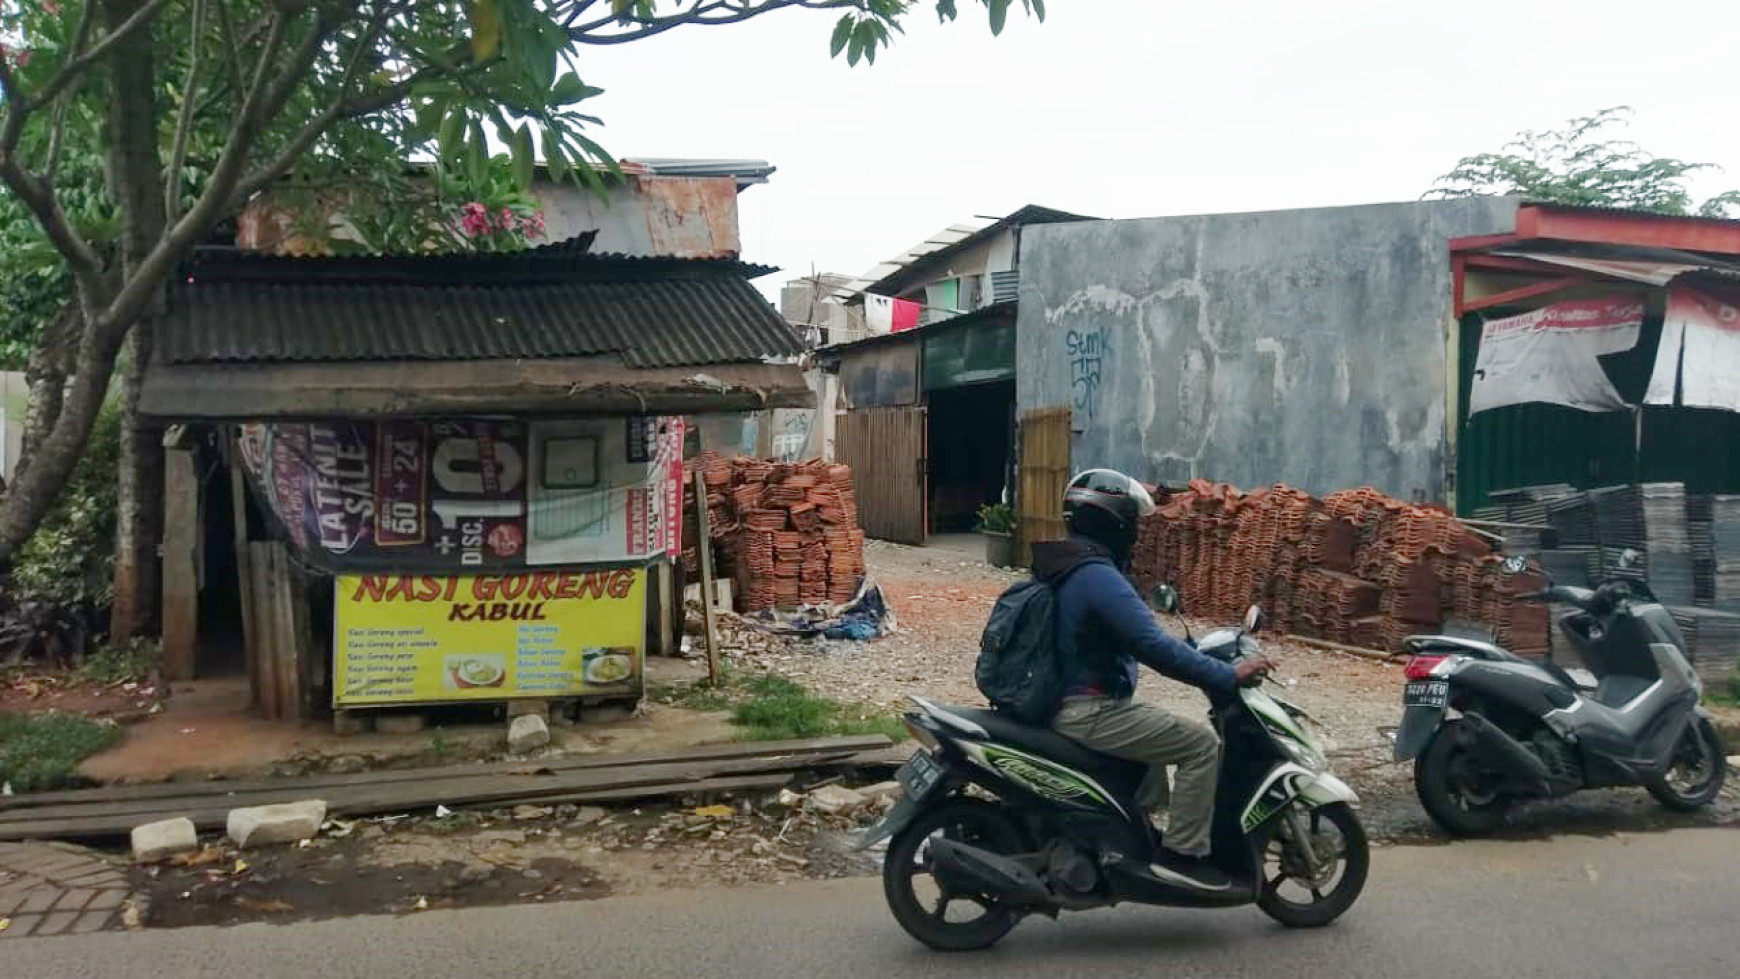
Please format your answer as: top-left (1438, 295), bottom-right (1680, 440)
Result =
top-left (550, 72), bottom-right (587, 106)
top-left (511, 126), bottom-right (535, 189)
top-left (847, 26), bottom-right (865, 66)
top-left (936, 0), bottom-right (958, 21)
top-left (542, 128), bottom-right (570, 181)
top-left (830, 15), bottom-right (854, 57)
top-left (989, 0), bottom-right (1009, 35)
top-left (438, 108), bottom-right (466, 162)
top-left (470, 0), bottom-right (503, 63)
top-left (1031, 0), bottom-right (1046, 21)
top-left (466, 120), bottom-right (488, 187)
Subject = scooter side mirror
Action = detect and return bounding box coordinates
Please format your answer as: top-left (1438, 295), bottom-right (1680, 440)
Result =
top-left (1244, 605), bottom-right (1264, 633)
top-left (1151, 584), bottom-right (1182, 615)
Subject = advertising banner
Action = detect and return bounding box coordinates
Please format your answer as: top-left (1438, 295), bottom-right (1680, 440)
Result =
top-left (1645, 284), bottom-right (1740, 411)
top-left (332, 568), bottom-right (646, 706)
top-left (240, 416), bottom-right (684, 571)
top-left (1468, 298), bottom-right (1642, 415)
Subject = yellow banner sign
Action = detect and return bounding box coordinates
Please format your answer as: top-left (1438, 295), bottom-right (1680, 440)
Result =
top-left (333, 569), bottom-right (645, 706)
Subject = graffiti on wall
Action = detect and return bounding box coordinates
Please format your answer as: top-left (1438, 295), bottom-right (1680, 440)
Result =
top-left (1066, 326), bottom-right (1110, 421)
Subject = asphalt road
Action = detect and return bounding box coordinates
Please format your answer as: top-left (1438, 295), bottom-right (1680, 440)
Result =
top-left (12, 829), bottom-right (1737, 979)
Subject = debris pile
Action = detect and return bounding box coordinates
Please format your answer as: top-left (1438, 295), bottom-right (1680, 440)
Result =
top-left (1133, 480), bottom-right (1547, 655)
top-left (684, 453), bottom-right (868, 613)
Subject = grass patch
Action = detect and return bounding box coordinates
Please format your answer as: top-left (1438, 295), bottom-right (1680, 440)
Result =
top-left (652, 670), bottom-right (907, 743)
top-left (0, 711), bottom-right (122, 792)
top-left (728, 674), bottom-right (907, 743)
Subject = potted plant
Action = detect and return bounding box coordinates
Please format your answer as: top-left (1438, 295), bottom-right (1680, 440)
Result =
top-left (977, 502), bottom-right (1019, 568)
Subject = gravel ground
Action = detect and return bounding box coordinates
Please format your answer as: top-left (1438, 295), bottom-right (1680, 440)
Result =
top-left (735, 540), bottom-right (1740, 842)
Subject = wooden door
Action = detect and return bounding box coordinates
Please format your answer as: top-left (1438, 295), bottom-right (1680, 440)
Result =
top-left (836, 406), bottom-right (928, 545)
top-left (1018, 406), bottom-right (1072, 566)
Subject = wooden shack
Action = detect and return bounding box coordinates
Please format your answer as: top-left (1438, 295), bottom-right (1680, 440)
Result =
top-left (140, 238), bottom-right (810, 722)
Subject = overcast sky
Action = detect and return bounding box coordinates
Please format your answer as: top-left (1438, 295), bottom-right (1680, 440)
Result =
top-left (577, 0), bottom-right (1740, 296)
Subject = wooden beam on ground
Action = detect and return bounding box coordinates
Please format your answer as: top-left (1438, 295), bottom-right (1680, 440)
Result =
top-left (692, 469), bottom-right (722, 684)
top-left (0, 735), bottom-right (894, 812)
top-left (0, 745), bottom-right (888, 840)
top-left (1285, 634), bottom-right (1404, 662)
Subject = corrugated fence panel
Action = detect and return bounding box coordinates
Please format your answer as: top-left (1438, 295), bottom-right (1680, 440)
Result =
top-left (1455, 312), bottom-right (1740, 512)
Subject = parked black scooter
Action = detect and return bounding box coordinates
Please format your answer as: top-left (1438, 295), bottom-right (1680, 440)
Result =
top-left (1394, 561), bottom-right (1728, 836)
top-left (857, 593), bottom-right (1368, 951)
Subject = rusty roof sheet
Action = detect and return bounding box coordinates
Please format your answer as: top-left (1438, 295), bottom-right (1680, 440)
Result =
top-left (161, 251), bottom-right (802, 368)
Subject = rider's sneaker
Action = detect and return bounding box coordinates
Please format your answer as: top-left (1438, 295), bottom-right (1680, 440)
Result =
top-left (1146, 850), bottom-right (1237, 893)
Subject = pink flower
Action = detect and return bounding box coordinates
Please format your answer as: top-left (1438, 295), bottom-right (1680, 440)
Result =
top-left (497, 206), bottom-right (516, 231)
top-left (13, 49), bottom-right (30, 68)
top-left (519, 211), bottom-right (547, 239)
top-left (458, 201), bottom-right (492, 238)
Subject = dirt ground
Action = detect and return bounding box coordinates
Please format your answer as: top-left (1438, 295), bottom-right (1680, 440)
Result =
top-left (135, 783), bottom-right (883, 928)
top-left (0, 671), bottom-right (163, 722)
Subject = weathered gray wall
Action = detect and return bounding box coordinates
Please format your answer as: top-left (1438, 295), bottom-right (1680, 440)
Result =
top-left (1016, 198), bottom-right (1519, 501)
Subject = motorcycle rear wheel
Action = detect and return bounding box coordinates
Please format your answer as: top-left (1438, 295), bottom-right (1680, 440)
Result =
top-left (1647, 716), bottom-right (1727, 811)
top-left (1415, 720), bottom-right (1512, 836)
top-left (882, 798), bottom-right (1027, 952)
top-left (1256, 801), bottom-right (1369, 928)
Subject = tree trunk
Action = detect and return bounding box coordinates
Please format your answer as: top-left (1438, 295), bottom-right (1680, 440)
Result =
top-left (110, 319), bottom-right (162, 640)
top-left (104, 0), bottom-right (168, 641)
top-left (15, 305), bottom-right (77, 488)
top-left (0, 328), bottom-right (127, 570)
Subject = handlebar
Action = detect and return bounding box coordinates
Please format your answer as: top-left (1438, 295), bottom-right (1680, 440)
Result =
top-left (1518, 581), bottom-right (1631, 616)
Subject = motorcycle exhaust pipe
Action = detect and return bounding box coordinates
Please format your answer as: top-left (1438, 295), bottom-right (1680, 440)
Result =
top-left (929, 838), bottom-right (1050, 906)
top-left (1459, 713), bottom-right (1551, 795)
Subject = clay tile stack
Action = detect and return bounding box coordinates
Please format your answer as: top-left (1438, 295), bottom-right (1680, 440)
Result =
top-left (1131, 479), bottom-right (1535, 654)
top-left (684, 452), bottom-right (869, 613)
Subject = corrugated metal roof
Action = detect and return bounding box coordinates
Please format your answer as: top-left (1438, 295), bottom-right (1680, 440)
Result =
top-left (162, 254), bottom-right (803, 368)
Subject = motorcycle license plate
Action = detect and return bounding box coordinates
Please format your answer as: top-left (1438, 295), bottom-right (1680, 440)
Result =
top-left (897, 751), bottom-right (944, 800)
top-left (1404, 680), bottom-right (1448, 709)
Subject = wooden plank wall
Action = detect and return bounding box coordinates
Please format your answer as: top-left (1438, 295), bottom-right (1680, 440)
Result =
top-left (1018, 406), bottom-right (1072, 566)
top-left (246, 542), bottom-right (308, 720)
top-left (159, 447), bottom-right (200, 680)
top-left (835, 406), bottom-right (928, 546)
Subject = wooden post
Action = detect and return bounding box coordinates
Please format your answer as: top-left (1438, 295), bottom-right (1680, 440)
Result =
top-left (160, 447), bottom-right (199, 680)
top-left (228, 437), bottom-right (259, 709)
top-left (691, 470), bottom-right (722, 684)
top-left (655, 561), bottom-right (676, 657)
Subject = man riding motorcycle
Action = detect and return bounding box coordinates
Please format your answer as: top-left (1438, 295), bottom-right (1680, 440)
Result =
top-left (1036, 470), bottom-right (1274, 893)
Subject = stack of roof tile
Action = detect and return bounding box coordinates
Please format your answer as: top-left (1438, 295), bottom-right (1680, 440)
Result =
top-left (1133, 479), bottom-right (1542, 654)
top-left (684, 452), bottom-right (868, 612)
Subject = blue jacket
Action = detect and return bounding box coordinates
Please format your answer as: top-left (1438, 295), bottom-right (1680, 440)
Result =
top-left (1032, 536), bottom-right (1238, 700)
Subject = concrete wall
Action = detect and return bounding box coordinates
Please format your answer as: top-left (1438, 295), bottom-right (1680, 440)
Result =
top-left (1016, 198), bottom-right (1519, 501)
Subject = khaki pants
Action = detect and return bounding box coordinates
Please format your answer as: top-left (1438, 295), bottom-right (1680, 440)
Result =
top-left (1051, 697), bottom-right (1221, 857)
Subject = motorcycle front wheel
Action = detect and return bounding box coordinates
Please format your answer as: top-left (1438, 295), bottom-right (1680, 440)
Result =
top-left (1256, 801), bottom-right (1369, 928)
top-left (1648, 715), bottom-right (1727, 811)
top-left (882, 798), bottom-right (1027, 952)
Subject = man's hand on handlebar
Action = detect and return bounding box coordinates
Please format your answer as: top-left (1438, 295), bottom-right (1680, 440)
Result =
top-left (1233, 657), bottom-right (1276, 688)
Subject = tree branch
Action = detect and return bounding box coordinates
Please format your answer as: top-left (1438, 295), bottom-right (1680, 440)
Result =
top-left (211, 0), bottom-right (248, 98)
top-left (229, 3), bottom-right (405, 207)
top-left (569, 0), bottom-right (863, 45)
top-left (167, 0), bottom-right (211, 226)
top-left (23, 0), bottom-right (177, 118)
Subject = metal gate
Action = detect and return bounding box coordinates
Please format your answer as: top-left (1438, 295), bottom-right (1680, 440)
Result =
top-left (1018, 406), bottom-right (1072, 566)
top-left (836, 406), bottom-right (928, 545)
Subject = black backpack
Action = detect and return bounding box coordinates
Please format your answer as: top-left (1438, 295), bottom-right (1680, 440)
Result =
top-left (976, 579), bottom-right (1065, 724)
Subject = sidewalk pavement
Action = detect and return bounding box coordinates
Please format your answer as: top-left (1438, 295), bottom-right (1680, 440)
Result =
top-left (0, 840), bottom-right (140, 940)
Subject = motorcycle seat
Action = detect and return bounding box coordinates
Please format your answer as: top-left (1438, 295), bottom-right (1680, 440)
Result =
top-left (941, 705), bottom-right (1150, 791)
